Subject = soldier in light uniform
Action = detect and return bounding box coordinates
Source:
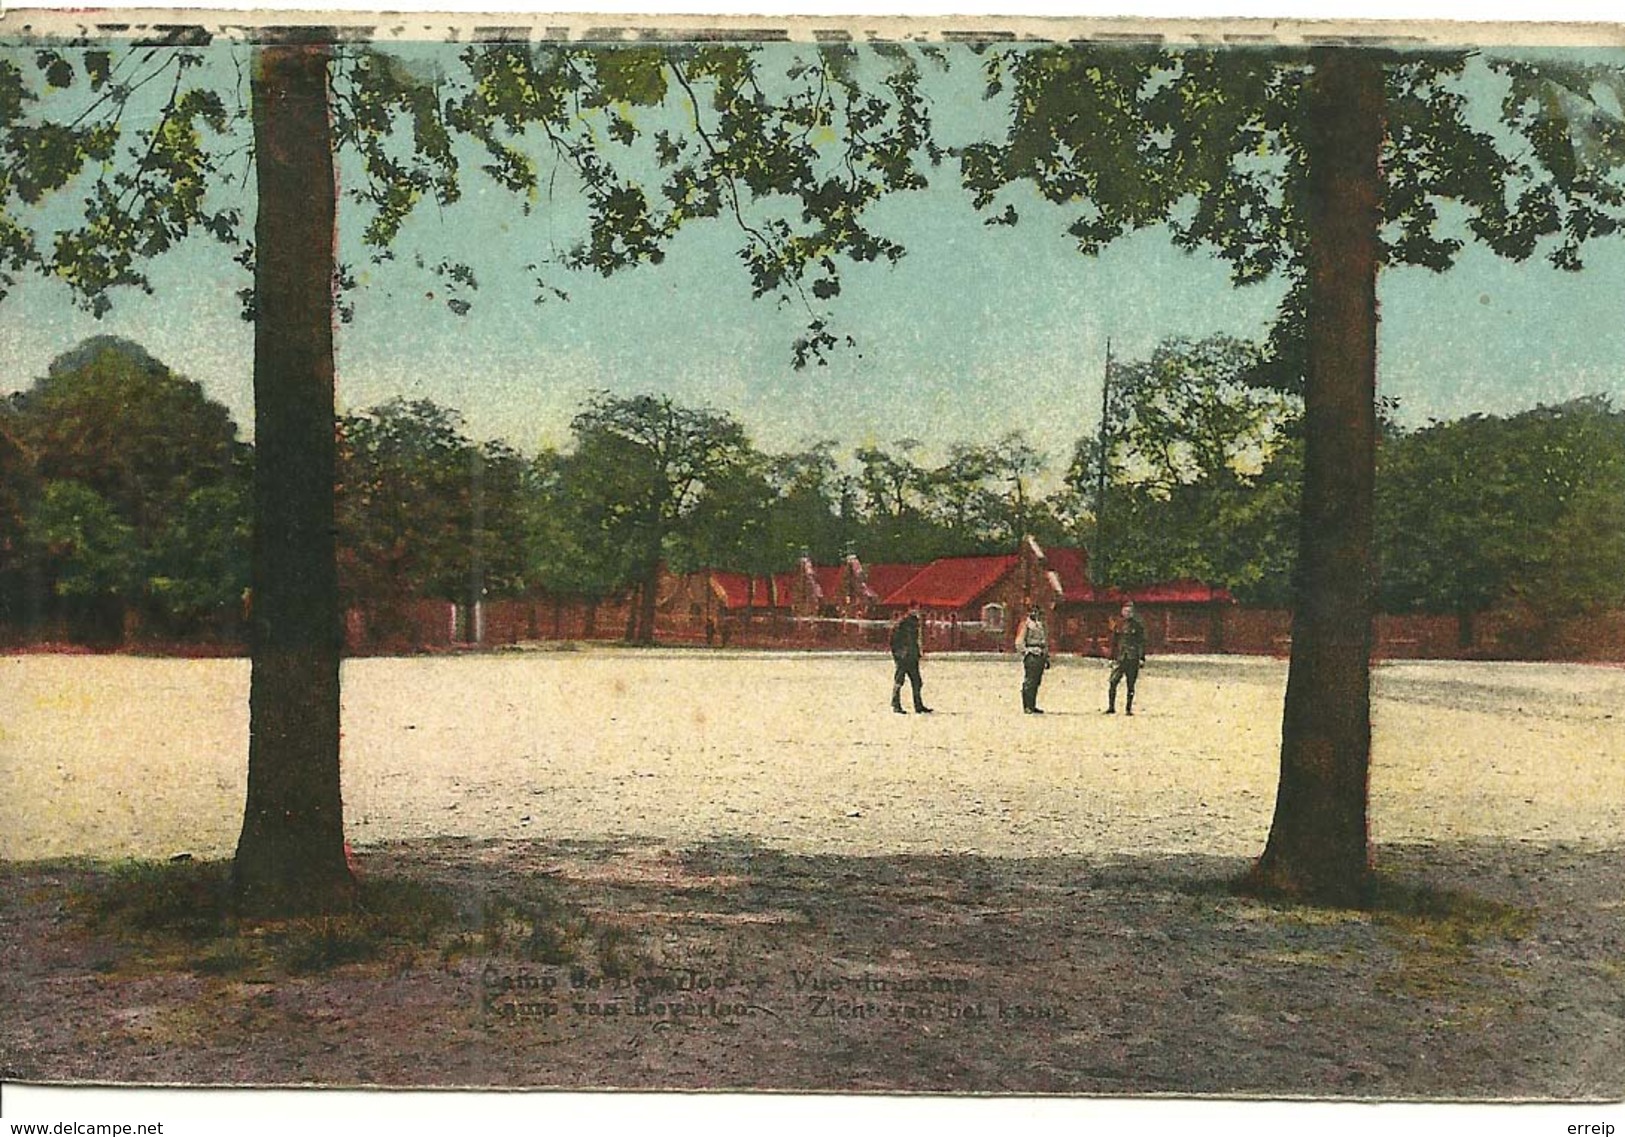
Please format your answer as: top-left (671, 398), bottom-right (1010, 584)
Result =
top-left (1016, 606), bottom-right (1050, 714)
top-left (1106, 601), bottom-right (1147, 715)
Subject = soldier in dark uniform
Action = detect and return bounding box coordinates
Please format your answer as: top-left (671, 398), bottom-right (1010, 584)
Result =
top-left (1106, 601), bottom-right (1147, 715)
top-left (890, 601), bottom-right (932, 714)
top-left (1016, 606), bottom-right (1050, 714)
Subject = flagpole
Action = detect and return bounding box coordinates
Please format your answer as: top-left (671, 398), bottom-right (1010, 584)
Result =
top-left (1096, 338), bottom-right (1113, 587)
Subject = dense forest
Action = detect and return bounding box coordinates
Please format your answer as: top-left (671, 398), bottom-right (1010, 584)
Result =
top-left (4, 334), bottom-right (1624, 645)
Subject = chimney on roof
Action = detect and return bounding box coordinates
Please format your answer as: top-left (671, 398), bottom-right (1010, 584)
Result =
top-left (799, 551), bottom-right (821, 602)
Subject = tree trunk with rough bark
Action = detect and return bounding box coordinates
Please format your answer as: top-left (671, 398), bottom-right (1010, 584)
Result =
top-left (1247, 49), bottom-right (1384, 907)
top-left (232, 42), bottom-right (354, 916)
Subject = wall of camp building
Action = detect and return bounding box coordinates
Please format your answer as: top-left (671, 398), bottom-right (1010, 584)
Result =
top-left (9, 583), bottom-right (1623, 663)
top-left (336, 596), bottom-right (1625, 662)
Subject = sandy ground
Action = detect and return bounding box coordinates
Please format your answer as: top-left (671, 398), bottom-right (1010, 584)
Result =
top-left (3, 650), bottom-right (1623, 860)
top-left (2, 650), bottom-right (1623, 1096)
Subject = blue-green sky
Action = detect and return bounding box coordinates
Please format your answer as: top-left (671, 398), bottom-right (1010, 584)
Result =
top-left (4, 37), bottom-right (1624, 476)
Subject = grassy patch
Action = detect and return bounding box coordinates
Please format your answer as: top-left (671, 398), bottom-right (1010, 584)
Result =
top-left (64, 856), bottom-right (650, 981)
top-left (1222, 870), bottom-right (1527, 942)
top-left (1216, 869), bottom-right (1538, 1004)
top-left (475, 892), bottom-right (583, 964)
top-left (1368, 875), bottom-right (1537, 949)
top-left (80, 858), bottom-right (230, 943)
top-left (442, 891), bottom-right (647, 976)
top-left (1221, 870), bottom-right (1535, 945)
top-left (66, 859), bottom-right (517, 977)
top-left (1363, 877), bottom-right (1537, 1006)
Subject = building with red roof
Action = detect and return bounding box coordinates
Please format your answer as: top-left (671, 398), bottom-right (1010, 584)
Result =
top-left (707, 570), bottom-right (785, 612)
top-left (857, 560), bottom-right (927, 608)
top-left (1043, 546), bottom-right (1093, 602)
top-left (1053, 574), bottom-right (1236, 656)
top-left (778, 556), bottom-right (861, 618)
top-left (1126, 578), bottom-right (1235, 605)
top-left (637, 542), bottom-right (1234, 653)
top-left (853, 536), bottom-right (1079, 648)
top-left (881, 554), bottom-right (1020, 610)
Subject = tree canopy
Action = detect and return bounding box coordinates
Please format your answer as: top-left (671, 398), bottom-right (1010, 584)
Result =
top-left (960, 47), bottom-right (1625, 383)
top-left (4, 335), bottom-right (249, 639)
top-left (1377, 396), bottom-right (1625, 628)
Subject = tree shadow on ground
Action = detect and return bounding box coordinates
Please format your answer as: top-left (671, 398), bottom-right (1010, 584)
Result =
top-left (1, 838), bottom-right (1620, 1097)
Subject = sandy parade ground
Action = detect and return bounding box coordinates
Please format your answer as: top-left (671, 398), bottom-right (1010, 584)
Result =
top-left (4, 650), bottom-right (1623, 861)
top-left (2, 648), bottom-right (1623, 1096)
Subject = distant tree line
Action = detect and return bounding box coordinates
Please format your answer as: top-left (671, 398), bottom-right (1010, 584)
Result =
top-left (5, 335), bottom-right (1624, 646)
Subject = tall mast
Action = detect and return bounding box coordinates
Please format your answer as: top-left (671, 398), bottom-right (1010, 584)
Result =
top-left (1095, 338), bottom-right (1113, 586)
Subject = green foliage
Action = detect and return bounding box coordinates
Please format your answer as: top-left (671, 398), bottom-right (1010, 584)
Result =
top-left (1540, 481), bottom-right (1625, 618)
top-left (145, 481), bottom-right (250, 633)
top-left (15, 336), bottom-right (243, 526)
top-left (523, 444), bottom-right (642, 600)
top-left (336, 398), bottom-right (537, 628)
top-left (26, 479), bottom-right (140, 600)
top-left (338, 397), bottom-right (473, 606)
top-left (888, 432), bottom-right (1051, 552)
top-left (853, 438), bottom-right (925, 522)
top-left (1489, 61), bottom-right (1625, 270)
top-left (961, 46), bottom-right (1625, 384)
top-left (0, 48), bottom-right (243, 315)
top-left (1105, 337), bottom-right (1294, 493)
top-left (0, 403), bottom-right (33, 560)
top-left (1078, 336), bottom-right (1301, 600)
top-left (675, 453), bottom-right (778, 575)
top-left (558, 392), bottom-right (752, 637)
top-left (5, 41), bottom-right (940, 362)
top-left (5, 336), bottom-right (249, 639)
top-left (762, 441), bottom-right (851, 564)
top-left (1376, 397), bottom-right (1625, 622)
top-left (591, 47), bottom-right (669, 107)
top-left (323, 42), bottom-right (940, 356)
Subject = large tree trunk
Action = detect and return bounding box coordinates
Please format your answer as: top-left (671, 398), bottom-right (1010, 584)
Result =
top-left (233, 42), bottom-right (354, 915)
top-left (1247, 49), bottom-right (1383, 907)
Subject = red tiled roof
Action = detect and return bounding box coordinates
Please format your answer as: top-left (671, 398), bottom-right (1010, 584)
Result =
top-left (1053, 575), bottom-right (1232, 606)
top-left (1125, 578), bottom-right (1235, 604)
top-left (882, 555), bottom-right (1019, 609)
top-left (812, 565), bottom-right (846, 601)
top-left (1044, 547), bottom-right (1091, 599)
top-left (861, 562), bottom-right (926, 602)
top-left (710, 571), bottom-right (783, 609)
top-left (772, 571), bottom-right (800, 605)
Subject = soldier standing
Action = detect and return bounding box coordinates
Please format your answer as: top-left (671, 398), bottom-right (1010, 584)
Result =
top-left (890, 600), bottom-right (932, 714)
top-left (1106, 601), bottom-right (1147, 715)
top-left (1016, 606), bottom-right (1050, 714)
